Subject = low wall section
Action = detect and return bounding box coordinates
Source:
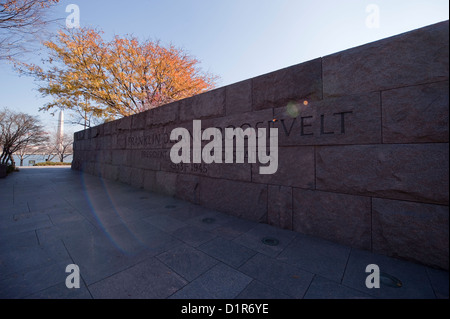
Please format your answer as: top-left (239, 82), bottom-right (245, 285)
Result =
top-left (72, 21), bottom-right (449, 269)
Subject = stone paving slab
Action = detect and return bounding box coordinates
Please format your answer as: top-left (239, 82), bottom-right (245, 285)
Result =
top-left (0, 167), bottom-right (448, 299)
top-left (239, 253), bottom-right (314, 298)
top-left (89, 257), bottom-right (188, 299)
top-left (236, 280), bottom-right (292, 299)
top-left (277, 234), bottom-right (351, 282)
top-left (170, 263), bottom-right (253, 299)
top-left (198, 237), bottom-right (257, 269)
top-left (156, 244), bottom-right (219, 282)
top-left (303, 276), bottom-right (373, 299)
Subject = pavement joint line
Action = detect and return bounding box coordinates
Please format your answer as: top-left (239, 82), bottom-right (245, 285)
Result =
top-left (340, 247), bottom-right (353, 284)
top-left (273, 233), bottom-right (297, 259)
top-left (236, 278), bottom-right (254, 299)
top-left (35, 229), bottom-right (40, 246)
top-left (303, 274), bottom-right (317, 299)
top-left (426, 269), bottom-right (442, 299)
top-left (300, 277), bottom-right (315, 299)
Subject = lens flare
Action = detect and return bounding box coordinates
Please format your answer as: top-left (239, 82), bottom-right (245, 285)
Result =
top-left (286, 101), bottom-right (300, 118)
top-left (80, 172), bottom-right (145, 255)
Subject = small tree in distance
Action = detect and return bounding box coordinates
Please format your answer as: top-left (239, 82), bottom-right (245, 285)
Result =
top-left (15, 141), bottom-right (47, 166)
top-left (47, 131), bottom-right (73, 162)
top-left (0, 107), bottom-right (49, 167)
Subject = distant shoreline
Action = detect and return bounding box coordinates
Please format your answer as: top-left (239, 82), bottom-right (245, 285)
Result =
top-left (12, 154), bottom-right (73, 166)
top-left (17, 165), bottom-right (72, 168)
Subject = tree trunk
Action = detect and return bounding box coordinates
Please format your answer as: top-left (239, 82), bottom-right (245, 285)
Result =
top-left (0, 150), bottom-right (5, 165)
top-left (9, 153), bottom-right (15, 167)
top-left (0, 149), bottom-right (12, 165)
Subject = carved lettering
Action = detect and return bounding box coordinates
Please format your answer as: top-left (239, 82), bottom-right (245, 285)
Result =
top-left (320, 114), bottom-right (334, 135)
top-left (333, 111), bottom-right (353, 134)
top-left (134, 110), bottom-right (354, 160)
top-left (280, 118), bottom-right (296, 136)
top-left (141, 150), bottom-right (168, 159)
top-left (170, 162), bottom-right (208, 174)
top-left (128, 133), bottom-right (171, 147)
top-left (300, 116), bottom-right (314, 136)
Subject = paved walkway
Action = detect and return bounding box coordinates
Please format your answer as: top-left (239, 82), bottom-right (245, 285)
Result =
top-left (0, 167), bottom-right (448, 299)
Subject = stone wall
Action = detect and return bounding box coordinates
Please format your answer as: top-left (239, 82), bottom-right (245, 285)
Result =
top-left (72, 21), bottom-right (449, 270)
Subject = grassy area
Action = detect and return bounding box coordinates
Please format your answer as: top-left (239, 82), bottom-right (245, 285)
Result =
top-left (33, 162), bottom-right (72, 166)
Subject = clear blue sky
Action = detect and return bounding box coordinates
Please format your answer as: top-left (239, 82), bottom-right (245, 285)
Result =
top-left (0, 0), bottom-right (448, 133)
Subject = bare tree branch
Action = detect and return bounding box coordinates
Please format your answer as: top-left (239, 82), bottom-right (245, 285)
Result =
top-left (0, 0), bottom-right (60, 60)
top-left (44, 130), bottom-right (72, 162)
top-left (0, 107), bottom-right (49, 166)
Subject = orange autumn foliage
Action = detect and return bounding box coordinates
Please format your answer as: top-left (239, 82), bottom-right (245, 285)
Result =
top-left (17, 27), bottom-right (218, 122)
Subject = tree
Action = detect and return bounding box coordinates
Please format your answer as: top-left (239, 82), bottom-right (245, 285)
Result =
top-left (46, 131), bottom-right (72, 162)
top-left (0, 0), bottom-right (59, 60)
top-left (15, 139), bottom-right (46, 165)
top-left (16, 27), bottom-right (218, 124)
top-left (0, 107), bottom-right (48, 166)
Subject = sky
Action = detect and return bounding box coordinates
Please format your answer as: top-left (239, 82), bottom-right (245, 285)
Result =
top-left (0, 0), bottom-right (448, 134)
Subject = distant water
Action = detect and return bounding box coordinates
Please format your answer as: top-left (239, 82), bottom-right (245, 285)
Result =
top-left (12, 154), bottom-right (73, 167)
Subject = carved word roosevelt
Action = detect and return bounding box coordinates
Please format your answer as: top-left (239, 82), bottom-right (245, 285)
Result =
top-left (127, 110), bottom-right (354, 149)
top-left (275, 111), bottom-right (353, 136)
